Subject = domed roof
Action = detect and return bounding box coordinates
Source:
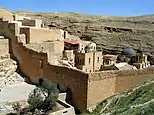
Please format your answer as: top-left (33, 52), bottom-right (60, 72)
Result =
top-left (122, 48), bottom-right (136, 57)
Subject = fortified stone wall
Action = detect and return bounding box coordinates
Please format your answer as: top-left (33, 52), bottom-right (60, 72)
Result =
top-left (114, 67), bottom-right (154, 93)
top-left (25, 41), bottom-right (64, 65)
top-left (12, 37), bottom-right (88, 111)
top-left (88, 67), bottom-right (154, 108)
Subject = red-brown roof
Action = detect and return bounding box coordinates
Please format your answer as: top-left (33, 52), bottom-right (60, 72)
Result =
top-left (64, 40), bottom-right (80, 45)
top-left (103, 55), bottom-right (117, 61)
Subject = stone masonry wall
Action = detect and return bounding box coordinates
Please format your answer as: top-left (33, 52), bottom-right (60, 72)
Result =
top-left (0, 19), bottom-right (89, 111)
top-left (114, 67), bottom-right (154, 93)
top-left (12, 37), bottom-right (88, 111)
top-left (88, 67), bottom-right (154, 108)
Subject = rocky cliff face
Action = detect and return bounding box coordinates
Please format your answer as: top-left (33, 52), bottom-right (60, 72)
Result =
top-left (15, 12), bottom-right (154, 54)
top-left (0, 38), bottom-right (24, 89)
top-left (0, 57), bottom-right (24, 89)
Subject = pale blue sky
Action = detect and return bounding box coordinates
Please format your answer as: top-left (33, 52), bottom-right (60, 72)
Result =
top-left (0, 0), bottom-right (154, 16)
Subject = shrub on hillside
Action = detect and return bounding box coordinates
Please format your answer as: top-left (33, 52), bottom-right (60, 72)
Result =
top-left (28, 80), bottom-right (59, 111)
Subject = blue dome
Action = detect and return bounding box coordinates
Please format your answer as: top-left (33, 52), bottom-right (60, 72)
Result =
top-left (122, 48), bottom-right (136, 57)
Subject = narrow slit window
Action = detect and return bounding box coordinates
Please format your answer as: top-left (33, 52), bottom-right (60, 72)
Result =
top-left (89, 58), bottom-right (91, 64)
top-left (97, 57), bottom-right (99, 63)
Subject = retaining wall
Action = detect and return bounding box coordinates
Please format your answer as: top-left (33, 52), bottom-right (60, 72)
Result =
top-left (87, 67), bottom-right (154, 108)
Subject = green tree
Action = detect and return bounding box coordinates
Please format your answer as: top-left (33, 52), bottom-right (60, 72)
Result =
top-left (28, 79), bottom-right (59, 111)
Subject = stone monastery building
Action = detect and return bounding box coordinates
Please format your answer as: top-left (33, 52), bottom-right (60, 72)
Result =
top-left (0, 10), bottom-right (154, 112)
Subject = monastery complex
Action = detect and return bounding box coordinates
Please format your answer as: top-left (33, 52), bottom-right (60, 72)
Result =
top-left (0, 10), bottom-right (154, 112)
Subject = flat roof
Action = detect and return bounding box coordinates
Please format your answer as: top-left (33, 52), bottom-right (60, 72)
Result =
top-left (20, 26), bottom-right (60, 31)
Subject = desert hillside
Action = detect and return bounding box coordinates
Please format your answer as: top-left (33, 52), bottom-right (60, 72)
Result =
top-left (15, 11), bottom-right (154, 54)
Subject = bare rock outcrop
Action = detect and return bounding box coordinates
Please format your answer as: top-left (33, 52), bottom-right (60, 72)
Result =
top-left (0, 57), bottom-right (24, 89)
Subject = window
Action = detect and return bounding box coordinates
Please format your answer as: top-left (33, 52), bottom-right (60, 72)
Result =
top-left (64, 31), bottom-right (66, 39)
top-left (97, 57), bottom-right (99, 63)
top-left (81, 58), bottom-right (84, 65)
top-left (80, 59), bottom-right (82, 64)
top-left (104, 60), bottom-right (109, 65)
top-left (39, 60), bottom-right (43, 68)
top-left (78, 57), bottom-right (80, 63)
top-left (89, 58), bottom-right (91, 64)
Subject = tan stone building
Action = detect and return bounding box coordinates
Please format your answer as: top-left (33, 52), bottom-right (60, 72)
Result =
top-left (13, 14), bottom-right (31, 21)
top-left (79, 41), bottom-right (96, 53)
top-left (75, 51), bottom-right (102, 72)
top-left (22, 19), bottom-right (43, 27)
top-left (64, 40), bottom-right (80, 51)
top-left (103, 54), bottom-right (117, 66)
top-left (133, 53), bottom-right (150, 69)
top-left (20, 27), bottom-right (64, 43)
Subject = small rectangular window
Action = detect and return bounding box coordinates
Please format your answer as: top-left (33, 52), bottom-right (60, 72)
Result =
top-left (83, 58), bottom-right (85, 65)
top-left (78, 57), bottom-right (80, 63)
top-left (80, 59), bottom-right (82, 64)
top-left (89, 58), bottom-right (91, 64)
